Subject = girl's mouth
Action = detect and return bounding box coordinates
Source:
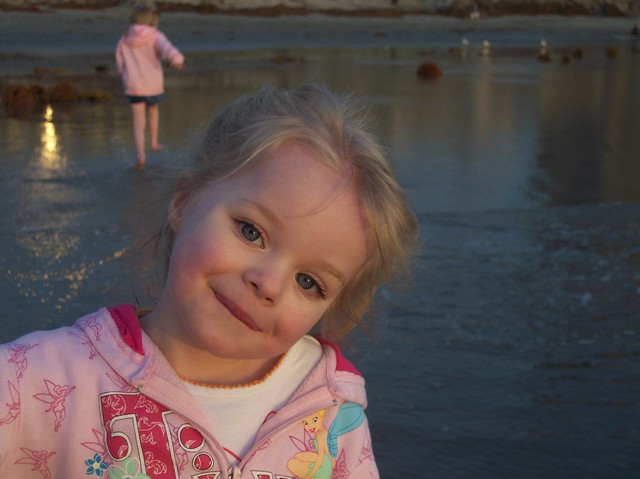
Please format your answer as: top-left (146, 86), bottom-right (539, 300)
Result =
top-left (214, 291), bottom-right (260, 332)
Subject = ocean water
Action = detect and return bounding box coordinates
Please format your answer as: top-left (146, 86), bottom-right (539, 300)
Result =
top-left (1, 33), bottom-right (639, 478)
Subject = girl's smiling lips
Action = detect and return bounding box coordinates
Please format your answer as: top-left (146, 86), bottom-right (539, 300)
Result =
top-left (214, 291), bottom-right (260, 332)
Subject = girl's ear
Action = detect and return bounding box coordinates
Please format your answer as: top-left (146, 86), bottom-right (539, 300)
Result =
top-left (168, 191), bottom-right (190, 232)
top-left (168, 177), bottom-right (193, 232)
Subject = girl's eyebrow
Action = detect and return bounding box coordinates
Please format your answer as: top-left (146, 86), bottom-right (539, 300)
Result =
top-left (239, 199), bottom-right (285, 231)
top-left (318, 260), bottom-right (346, 286)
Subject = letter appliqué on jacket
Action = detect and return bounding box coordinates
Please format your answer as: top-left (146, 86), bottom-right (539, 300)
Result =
top-left (98, 391), bottom-right (219, 479)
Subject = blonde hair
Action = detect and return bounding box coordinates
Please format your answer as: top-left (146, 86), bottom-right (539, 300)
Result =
top-left (129, 1), bottom-right (158, 27)
top-left (157, 84), bottom-right (418, 339)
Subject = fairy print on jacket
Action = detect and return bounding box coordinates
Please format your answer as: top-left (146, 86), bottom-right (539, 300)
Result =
top-left (287, 403), bottom-right (369, 479)
top-left (0, 307), bottom-right (379, 478)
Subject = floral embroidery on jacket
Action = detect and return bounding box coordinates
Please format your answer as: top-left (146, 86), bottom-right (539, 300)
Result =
top-left (85, 453), bottom-right (108, 476)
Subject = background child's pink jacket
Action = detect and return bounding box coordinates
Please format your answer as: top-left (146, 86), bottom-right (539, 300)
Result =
top-left (116, 24), bottom-right (184, 96)
top-left (0, 306), bottom-right (378, 478)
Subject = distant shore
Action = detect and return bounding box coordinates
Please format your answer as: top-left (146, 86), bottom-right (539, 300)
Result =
top-left (0, 0), bottom-right (638, 17)
top-left (0, 5), bottom-right (637, 67)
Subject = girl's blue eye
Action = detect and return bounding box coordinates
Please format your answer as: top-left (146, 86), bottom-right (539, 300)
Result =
top-left (296, 274), bottom-right (326, 298)
top-left (296, 273), bottom-right (317, 290)
top-left (241, 222), bottom-right (261, 242)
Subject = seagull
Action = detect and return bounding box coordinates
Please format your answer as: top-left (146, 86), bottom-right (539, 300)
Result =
top-left (479, 39), bottom-right (491, 56)
top-left (538, 38), bottom-right (551, 61)
top-left (461, 37), bottom-right (470, 57)
top-left (540, 39), bottom-right (548, 55)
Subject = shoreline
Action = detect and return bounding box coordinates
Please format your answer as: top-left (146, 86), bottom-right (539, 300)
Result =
top-left (1, 7), bottom-right (636, 51)
top-left (0, 5), bottom-right (637, 81)
top-left (1, 0), bottom-right (638, 17)
top-left (0, 6), bottom-right (636, 17)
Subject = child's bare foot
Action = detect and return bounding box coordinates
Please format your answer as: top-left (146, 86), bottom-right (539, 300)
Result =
top-left (151, 144), bottom-right (165, 152)
top-left (134, 161), bottom-right (145, 171)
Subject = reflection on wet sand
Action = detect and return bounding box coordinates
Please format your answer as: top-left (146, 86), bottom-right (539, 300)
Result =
top-left (536, 48), bottom-right (640, 205)
top-left (40, 105), bottom-right (67, 171)
top-left (9, 227), bottom-right (128, 313)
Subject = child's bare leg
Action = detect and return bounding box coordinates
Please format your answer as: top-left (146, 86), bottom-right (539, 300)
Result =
top-left (131, 102), bottom-right (147, 169)
top-left (148, 103), bottom-right (164, 151)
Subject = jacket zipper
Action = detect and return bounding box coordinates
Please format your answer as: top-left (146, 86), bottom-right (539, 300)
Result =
top-left (137, 375), bottom-right (342, 477)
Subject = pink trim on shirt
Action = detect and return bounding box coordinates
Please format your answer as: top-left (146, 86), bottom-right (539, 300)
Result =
top-left (108, 304), bottom-right (145, 355)
top-left (316, 337), bottom-right (362, 376)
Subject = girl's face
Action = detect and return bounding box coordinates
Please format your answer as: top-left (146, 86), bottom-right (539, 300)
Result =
top-left (302, 410), bottom-right (325, 434)
top-left (149, 141), bottom-right (369, 371)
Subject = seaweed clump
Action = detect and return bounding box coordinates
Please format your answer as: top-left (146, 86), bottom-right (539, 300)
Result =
top-left (3, 81), bottom-right (110, 117)
top-left (416, 62), bottom-right (443, 80)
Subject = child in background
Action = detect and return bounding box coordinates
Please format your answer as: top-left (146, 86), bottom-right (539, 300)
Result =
top-left (0, 84), bottom-right (418, 478)
top-left (116, 2), bottom-right (184, 171)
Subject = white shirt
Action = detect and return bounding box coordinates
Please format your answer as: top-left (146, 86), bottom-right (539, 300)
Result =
top-left (182, 335), bottom-right (323, 463)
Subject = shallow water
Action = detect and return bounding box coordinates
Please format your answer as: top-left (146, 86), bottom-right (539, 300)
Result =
top-left (1, 33), bottom-right (639, 478)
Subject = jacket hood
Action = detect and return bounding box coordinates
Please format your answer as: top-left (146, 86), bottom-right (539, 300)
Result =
top-left (84, 306), bottom-right (368, 410)
top-left (123, 24), bottom-right (158, 47)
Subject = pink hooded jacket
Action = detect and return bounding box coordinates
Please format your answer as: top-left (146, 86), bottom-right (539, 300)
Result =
top-left (0, 306), bottom-right (379, 478)
top-left (116, 24), bottom-right (185, 96)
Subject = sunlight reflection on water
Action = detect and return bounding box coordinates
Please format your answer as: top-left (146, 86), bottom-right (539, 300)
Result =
top-left (39, 105), bottom-right (68, 171)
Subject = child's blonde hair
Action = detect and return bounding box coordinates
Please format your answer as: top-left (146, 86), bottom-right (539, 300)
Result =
top-left (129, 1), bottom-right (158, 27)
top-left (157, 84), bottom-right (418, 339)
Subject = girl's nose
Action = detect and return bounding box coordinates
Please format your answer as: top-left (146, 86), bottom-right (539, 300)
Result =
top-left (243, 260), bottom-right (285, 305)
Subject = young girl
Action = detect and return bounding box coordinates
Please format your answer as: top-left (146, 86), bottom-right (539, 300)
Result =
top-left (116, 1), bottom-right (185, 171)
top-left (0, 84), bottom-right (418, 479)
